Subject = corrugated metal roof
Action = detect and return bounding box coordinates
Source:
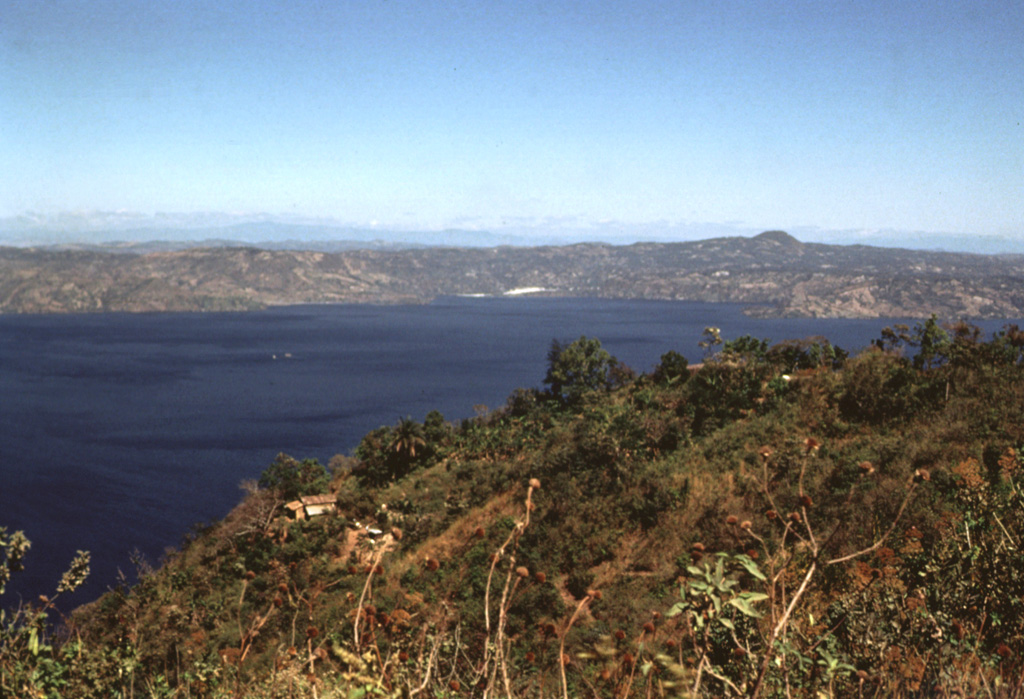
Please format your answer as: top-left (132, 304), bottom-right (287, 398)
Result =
top-left (300, 494), bottom-right (336, 506)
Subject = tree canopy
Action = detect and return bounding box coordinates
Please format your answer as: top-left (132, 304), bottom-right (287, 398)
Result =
top-left (543, 336), bottom-right (619, 406)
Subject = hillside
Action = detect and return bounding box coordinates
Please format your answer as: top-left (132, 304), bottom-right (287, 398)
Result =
top-left (4, 320), bottom-right (1024, 697)
top-left (2, 231), bottom-right (1023, 317)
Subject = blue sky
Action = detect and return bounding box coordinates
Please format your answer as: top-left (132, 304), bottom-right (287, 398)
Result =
top-left (1, 0), bottom-right (1022, 247)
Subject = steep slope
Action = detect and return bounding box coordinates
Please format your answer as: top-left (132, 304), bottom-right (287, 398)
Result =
top-left (5, 324), bottom-right (1023, 697)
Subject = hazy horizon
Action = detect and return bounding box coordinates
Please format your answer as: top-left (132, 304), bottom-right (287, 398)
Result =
top-left (2, 2), bottom-right (1022, 251)
top-left (2, 210), bottom-right (1022, 255)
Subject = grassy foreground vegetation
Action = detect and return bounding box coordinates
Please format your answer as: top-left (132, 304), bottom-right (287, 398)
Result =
top-left (4, 318), bottom-right (1024, 698)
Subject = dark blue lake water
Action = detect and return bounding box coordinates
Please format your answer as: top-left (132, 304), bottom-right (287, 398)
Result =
top-left (1, 298), bottom-right (1019, 608)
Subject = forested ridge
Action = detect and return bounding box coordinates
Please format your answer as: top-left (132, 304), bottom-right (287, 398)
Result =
top-left (4, 318), bottom-right (1024, 698)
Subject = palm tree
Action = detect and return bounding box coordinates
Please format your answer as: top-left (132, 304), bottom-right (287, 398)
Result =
top-left (390, 417), bottom-right (426, 460)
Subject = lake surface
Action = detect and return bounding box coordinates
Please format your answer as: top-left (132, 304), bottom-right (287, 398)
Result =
top-left (1, 298), bottom-right (1019, 607)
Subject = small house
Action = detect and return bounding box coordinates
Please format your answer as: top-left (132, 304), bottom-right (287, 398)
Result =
top-left (284, 494), bottom-right (338, 520)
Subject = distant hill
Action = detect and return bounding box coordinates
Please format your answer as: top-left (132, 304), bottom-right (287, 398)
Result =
top-left (2, 232), bottom-right (1023, 317)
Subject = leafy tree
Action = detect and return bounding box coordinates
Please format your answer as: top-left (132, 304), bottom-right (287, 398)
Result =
top-left (684, 359), bottom-right (776, 434)
top-left (992, 323), bottom-right (1024, 364)
top-left (768, 336), bottom-right (848, 372)
top-left (423, 409), bottom-right (451, 447)
top-left (505, 386), bottom-right (543, 416)
top-left (943, 321), bottom-right (1024, 369)
top-left (877, 315), bottom-right (951, 370)
top-left (875, 323), bottom-right (912, 353)
top-left (910, 313), bottom-right (950, 370)
top-left (543, 336), bottom-right (619, 406)
top-left (653, 349), bottom-right (690, 385)
top-left (608, 360), bottom-right (637, 388)
top-left (720, 335), bottom-right (770, 362)
top-left (258, 453), bottom-right (329, 500)
top-left (354, 425), bottom-right (392, 464)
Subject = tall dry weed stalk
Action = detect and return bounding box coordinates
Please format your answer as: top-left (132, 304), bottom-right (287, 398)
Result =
top-left (480, 478), bottom-right (540, 699)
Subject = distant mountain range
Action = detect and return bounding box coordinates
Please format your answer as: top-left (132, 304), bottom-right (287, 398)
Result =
top-left (2, 230), bottom-right (1023, 318)
top-left (4, 212), bottom-right (1023, 254)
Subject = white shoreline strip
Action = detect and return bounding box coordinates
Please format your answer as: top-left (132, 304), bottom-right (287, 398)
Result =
top-left (502, 287), bottom-right (548, 296)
